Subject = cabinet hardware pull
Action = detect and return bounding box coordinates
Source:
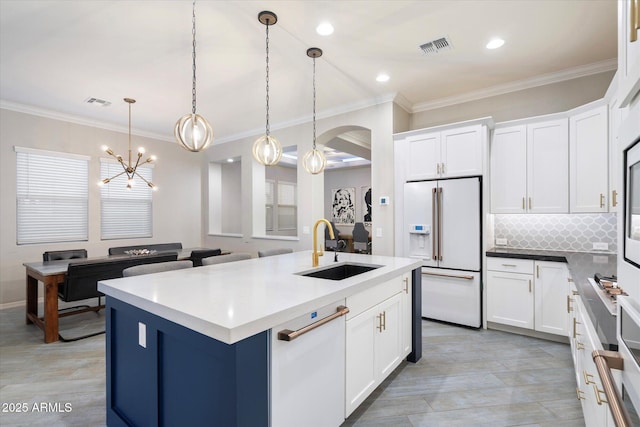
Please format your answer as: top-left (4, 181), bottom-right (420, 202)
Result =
top-left (573, 318), bottom-right (581, 339)
top-left (572, 290), bottom-right (579, 295)
top-left (583, 370), bottom-right (595, 385)
top-left (576, 341), bottom-right (585, 350)
top-left (501, 263), bottom-right (517, 267)
top-left (567, 296), bottom-right (574, 313)
top-left (528, 279), bottom-right (532, 293)
top-left (376, 313), bottom-right (383, 332)
top-left (600, 193), bottom-right (605, 209)
top-left (576, 387), bottom-right (585, 401)
top-left (529, 197), bottom-right (532, 210)
top-left (423, 271), bottom-right (474, 280)
top-left (432, 188), bottom-right (437, 260)
top-left (277, 305), bottom-right (350, 341)
top-left (403, 277), bottom-right (409, 294)
top-left (536, 265), bottom-right (539, 278)
top-left (594, 384), bottom-right (608, 405)
top-left (441, 163), bottom-right (445, 174)
top-left (522, 197), bottom-right (525, 210)
top-left (567, 277), bottom-right (574, 282)
top-left (612, 190), bottom-right (618, 207)
top-left (382, 310), bottom-right (386, 331)
top-left (437, 187), bottom-right (443, 261)
top-left (437, 163), bottom-right (440, 175)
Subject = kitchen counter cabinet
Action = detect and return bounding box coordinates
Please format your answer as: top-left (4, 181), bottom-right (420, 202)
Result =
top-left (486, 248), bottom-right (618, 349)
top-left (99, 251), bottom-right (422, 427)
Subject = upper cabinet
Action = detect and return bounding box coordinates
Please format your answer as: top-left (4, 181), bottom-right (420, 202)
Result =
top-left (569, 103), bottom-right (609, 213)
top-left (618, 0), bottom-right (640, 108)
top-left (491, 117), bottom-right (569, 214)
top-left (395, 119), bottom-right (491, 182)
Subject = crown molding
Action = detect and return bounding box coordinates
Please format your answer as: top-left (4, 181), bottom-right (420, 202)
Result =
top-left (411, 58), bottom-right (617, 113)
top-left (0, 99), bottom-right (176, 143)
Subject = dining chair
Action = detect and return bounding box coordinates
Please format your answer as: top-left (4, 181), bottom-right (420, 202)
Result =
top-left (202, 253), bottom-right (251, 266)
top-left (122, 260), bottom-right (194, 277)
top-left (190, 249), bottom-right (222, 266)
top-left (43, 249), bottom-right (88, 262)
top-left (352, 222), bottom-right (370, 254)
top-left (258, 248), bottom-right (293, 258)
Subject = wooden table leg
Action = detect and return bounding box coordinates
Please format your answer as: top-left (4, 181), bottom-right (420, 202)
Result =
top-left (26, 273), bottom-right (38, 325)
top-left (43, 276), bottom-right (62, 343)
top-left (25, 270), bottom-right (63, 343)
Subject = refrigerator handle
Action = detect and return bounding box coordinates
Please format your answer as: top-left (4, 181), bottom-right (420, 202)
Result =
top-left (432, 188), bottom-right (437, 260)
top-left (438, 187), bottom-right (443, 261)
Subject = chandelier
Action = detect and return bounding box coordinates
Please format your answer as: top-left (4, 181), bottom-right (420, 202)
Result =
top-left (252, 11), bottom-right (283, 166)
top-left (100, 98), bottom-right (156, 190)
top-left (302, 47), bottom-right (327, 174)
top-left (174, 0), bottom-right (214, 152)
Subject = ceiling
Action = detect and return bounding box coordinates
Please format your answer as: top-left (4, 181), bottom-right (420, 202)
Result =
top-left (0, 1), bottom-right (617, 146)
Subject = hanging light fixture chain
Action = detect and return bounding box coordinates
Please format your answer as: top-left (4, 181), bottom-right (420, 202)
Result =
top-left (265, 21), bottom-right (271, 136)
top-left (312, 56), bottom-right (317, 149)
top-left (191, 0), bottom-right (197, 115)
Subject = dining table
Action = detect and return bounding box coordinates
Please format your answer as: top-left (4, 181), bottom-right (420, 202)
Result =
top-left (23, 248), bottom-right (216, 343)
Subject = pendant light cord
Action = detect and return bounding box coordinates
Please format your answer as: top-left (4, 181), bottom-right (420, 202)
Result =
top-left (265, 20), bottom-right (271, 136)
top-left (191, 0), bottom-right (197, 115)
top-left (312, 56), bottom-right (317, 150)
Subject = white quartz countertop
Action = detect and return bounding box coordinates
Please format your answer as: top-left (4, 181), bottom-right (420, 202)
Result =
top-left (98, 251), bottom-right (421, 344)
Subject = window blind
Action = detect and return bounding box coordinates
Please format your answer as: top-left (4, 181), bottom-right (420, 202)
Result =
top-left (15, 147), bottom-right (89, 245)
top-left (100, 159), bottom-right (153, 239)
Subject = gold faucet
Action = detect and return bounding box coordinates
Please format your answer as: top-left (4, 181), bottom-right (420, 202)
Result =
top-left (312, 218), bottom-right (334, 267)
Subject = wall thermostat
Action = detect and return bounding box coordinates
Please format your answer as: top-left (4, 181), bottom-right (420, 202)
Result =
top-left (380, 196), bottom-right (390, 206)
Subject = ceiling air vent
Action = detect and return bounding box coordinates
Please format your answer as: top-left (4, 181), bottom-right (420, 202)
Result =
top-left (419, 36), bottom-right (453, 55)
top-left (84, 97), bottom-right (111, 107)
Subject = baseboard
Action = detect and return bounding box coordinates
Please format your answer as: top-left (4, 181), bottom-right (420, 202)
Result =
top-left (487, 321), bottom-right (569, 344)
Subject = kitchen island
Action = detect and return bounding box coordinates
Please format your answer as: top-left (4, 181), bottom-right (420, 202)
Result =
top-left (98, 251), bottom-right (422, 427)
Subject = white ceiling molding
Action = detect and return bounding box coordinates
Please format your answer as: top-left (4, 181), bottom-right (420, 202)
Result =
top-left (411, 58), bottom-right (617, 113)
top-left (0, 99), bottom-right (176, 144)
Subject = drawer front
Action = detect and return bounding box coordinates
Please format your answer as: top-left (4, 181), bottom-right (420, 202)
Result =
top-left (487, 257), bottom-right (534, 274)
top-left (346, 276), bottom-right (402, 320)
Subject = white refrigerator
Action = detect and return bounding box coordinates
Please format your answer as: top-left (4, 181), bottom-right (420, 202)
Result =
top-left (403, 177), bottom-right (482, 327)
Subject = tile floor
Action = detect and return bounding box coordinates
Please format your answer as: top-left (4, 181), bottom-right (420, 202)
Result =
top-left (0, 305), bottom-right (584, 426)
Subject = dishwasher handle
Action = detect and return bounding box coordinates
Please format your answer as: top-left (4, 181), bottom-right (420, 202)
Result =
top-left (277, 305), bottom-right (350, 341)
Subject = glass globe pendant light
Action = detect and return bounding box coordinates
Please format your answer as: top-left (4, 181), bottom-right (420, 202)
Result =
top-left (302, 47), bottom-right (326, 175)
top-left (174, 0), bottom-right (214, 152)
top-left (252, 11), bottom-right (282, 166)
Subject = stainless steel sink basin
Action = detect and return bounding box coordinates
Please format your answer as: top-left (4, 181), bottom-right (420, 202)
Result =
top-left (298, 262), bottom-right (381, 281)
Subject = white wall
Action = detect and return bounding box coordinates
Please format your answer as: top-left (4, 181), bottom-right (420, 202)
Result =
top-left (0, 109), bottom-right (203, 305)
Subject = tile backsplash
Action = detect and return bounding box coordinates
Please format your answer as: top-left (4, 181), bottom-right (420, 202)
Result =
top-left (494, 214), bottom-right (617, 253)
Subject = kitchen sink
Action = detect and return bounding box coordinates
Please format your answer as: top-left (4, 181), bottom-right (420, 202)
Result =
top-left (297, 262), bottom-right (381, 281)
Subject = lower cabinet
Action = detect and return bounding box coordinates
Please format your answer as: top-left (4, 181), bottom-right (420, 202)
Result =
top-left (486, 258), bottom-right (569, 336)
top-left (570, 296), bottom-right (616, 427)
top-left (345, 276), bottom-right (406, 417)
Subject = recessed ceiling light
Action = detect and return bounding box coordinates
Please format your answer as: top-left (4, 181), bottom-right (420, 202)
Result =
top-left (227, 158), bottom-right (234, 163)
top-left (316, 22), bottom-right (334, 36)
top-left (376, 73), bottom-right (390, 83)
top-left (486, 38), bottom-right (505, 49)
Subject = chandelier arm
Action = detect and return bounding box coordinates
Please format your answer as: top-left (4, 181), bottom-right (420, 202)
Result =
top-left (106, 170), bottom-right (128, 182)
top-left (133, 171), bottom-right (154, 187)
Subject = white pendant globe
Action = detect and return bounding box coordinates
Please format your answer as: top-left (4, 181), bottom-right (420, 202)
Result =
top-left (174, 113), bottom-right (214, 152)
top-left (302, 148), bottom-right (327, 174)
top-left (252, 135), bottom-right (283, 166)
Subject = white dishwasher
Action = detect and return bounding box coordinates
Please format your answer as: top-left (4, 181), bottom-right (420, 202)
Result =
top-left (271, 299), bottom-right (348, 427)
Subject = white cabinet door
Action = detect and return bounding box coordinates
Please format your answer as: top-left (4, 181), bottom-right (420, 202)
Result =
top-left (486, 270), bottom-right (534, 329)
top-left (527, 119), bottom-right (569, 213)
top-left (441, 125), bottom-right (483, 178)
top-left (406, 132), bottom-right (441, 181)
top-left (345, 304), bottom-right (377, 416)
top-left (618, 0), bottom-right (640, 107)
top-left (570, 104), bottom-right (608, 213)
top-left (534, 261), bottom-right (570, 336)
top-left (608, 98), bottom-right (622, 212)
top-left (375, 293), bottom-right (403, 379)
top-left (490, 126), bottom-right (527, 213)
